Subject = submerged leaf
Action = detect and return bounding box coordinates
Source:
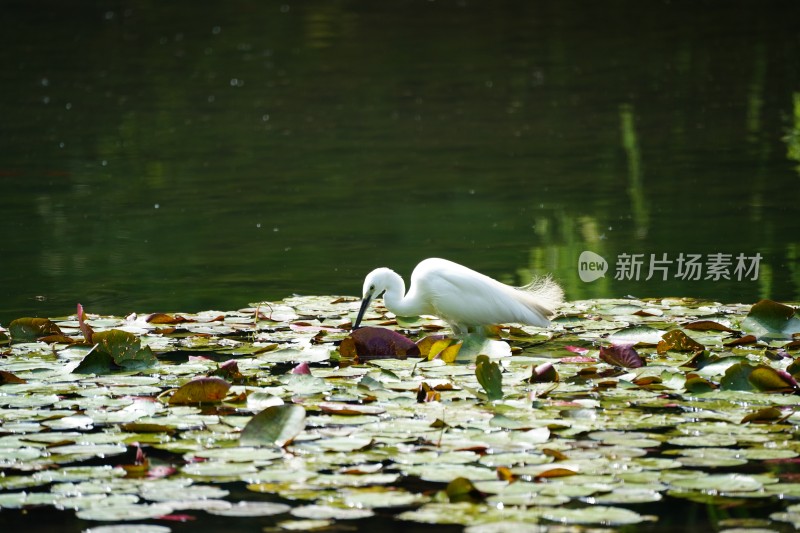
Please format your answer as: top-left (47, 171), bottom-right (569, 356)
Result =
top-left (599, 344), bottom-right (645, 368)
top-left (475, 355), bottom-right (503, 400)
top-left (169, 377), bottom-right (231, 405)
top-left (240, 404), bottom-right (306, 447)
top-left (8, 317), bottom-right (63, 342)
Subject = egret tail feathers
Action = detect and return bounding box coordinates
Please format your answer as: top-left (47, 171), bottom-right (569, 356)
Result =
top-left (517, 275), bottom-right (564, 318)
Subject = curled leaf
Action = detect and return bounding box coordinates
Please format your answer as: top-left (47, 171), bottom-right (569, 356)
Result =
top-left (9, 317), bottom-right (62, 342)
top-left (417, 382), bottom-right (441, 403)
top-left (291, 362), bottom-right (312, 375)
top-left (599, 343), bottom-right (645, 368)
top-left (530, 362), bottom-right (559, 383)
top-left (77, 303), bottom-right (94, 343)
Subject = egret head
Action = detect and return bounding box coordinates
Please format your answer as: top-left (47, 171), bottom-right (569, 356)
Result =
top-left (353, 267), bottom-right (396, 330)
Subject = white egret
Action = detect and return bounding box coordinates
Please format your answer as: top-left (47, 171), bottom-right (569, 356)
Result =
top-left (353, 258), bottom-right (563, 335)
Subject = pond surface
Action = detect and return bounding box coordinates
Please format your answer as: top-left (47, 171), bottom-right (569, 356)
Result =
top-left (2, 1), bottom-right (800, 325)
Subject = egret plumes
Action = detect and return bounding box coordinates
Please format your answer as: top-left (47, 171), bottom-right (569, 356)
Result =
top-left (353, 258), bottom-right (563, 335)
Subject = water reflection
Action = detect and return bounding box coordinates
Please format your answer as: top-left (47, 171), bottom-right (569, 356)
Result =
top-left (1, 0), bottom-right (799, 323)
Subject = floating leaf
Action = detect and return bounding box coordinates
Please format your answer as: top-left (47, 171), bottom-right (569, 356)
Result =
top-left (685, 375), bottom-right (716, 393)
top-left (343, 327), bottom-right (420, 361)
top-left (416, 334), bottom-right (449, 356)
top-left (0, 370), bottom-right (26, 384)
top-left (446, 477), bottom-right (485, 503)
top-left (599, 343), bottom-right (645, 368)
top-left (475, 355), bottom-right (503, 400)
top-left (92, 329), bottom-right (157, 369)
top-left (427, 338), bottom-right (462, 362)
top-left (609, 325), bottom-right (665, 345)
top-left (76, 503), bottom-right (175, 521)
top-left (73, 347), bottom-right (115, 375)
top-left (720, 362), bottom-right (755, 391)
top-left (657, 330), bottom-right (704, 354)
top-left (417, 382), bottom-right (441, 403)
top-left (146, 313), bottom-right (189, 325)
top-left (741, 407), bottom-right (784, 424)
top-left (724, 335), bottom-right (757, 347)
top-left (169, 377), bottom-right (231, 405)
top-left (683, 320), bottom-right (737, 333)
top-left (534, 467), bottom-right (578, 480)
top-left (291, 362), bottom-right (311, 375)
top-left (529, 362), bottom-right (559, 383)
top-left (540, 505), bottom-right (645, 525)
top-left (209, 360), bottom-right (243, 382)
top-left (670, 473), bottom-right (764, 492)
top-left (742, 299), bottom-right (800, 340)
top-left (207, 501), bottom-right (291, 517)
top-left (8, 317), bottom-right (63, 342)
top-left (318, 402), bottom-right (385, 416)
top-left (749, 365), bottom-right (798, 392)
top-left (240, 404), bottom-right (306, 447)
top-left (565, 345), bottom-right (590, 355)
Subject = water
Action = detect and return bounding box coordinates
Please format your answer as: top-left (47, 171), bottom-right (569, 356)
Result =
top-left (2, 0), bottom-right (799, 326)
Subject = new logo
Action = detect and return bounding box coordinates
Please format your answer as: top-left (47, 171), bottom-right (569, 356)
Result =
top-left (578, 251), bottom-right (608, 282)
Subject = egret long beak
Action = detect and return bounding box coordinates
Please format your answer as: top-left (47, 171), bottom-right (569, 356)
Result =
top-left (352, 293), bottom-right (372, 330)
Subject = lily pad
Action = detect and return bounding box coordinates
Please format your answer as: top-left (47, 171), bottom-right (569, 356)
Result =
top-left (742, 299), bottom-right (800, 340)
top-left (539, 505), bottom-right (646, 525)
top-left (240, 404), bottom-right (306, 447)
top-left (168, 377), bottom-right (231, 405)
top-left (476, 355), bottom-right (503, 400)
top-left (9, 317), bottom-right (63, 342)
top-left (599, 343), bottom-right (645, 368)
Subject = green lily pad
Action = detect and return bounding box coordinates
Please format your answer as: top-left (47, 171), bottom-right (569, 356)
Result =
top-left (206, 501), bottom-right (291, 517)
top-left (742, 299), bottom-right (800, 340)
top-left (8, 317), bottom-right (63, 342)
top-left (476, 354), bottom-right (503, 400)
top-left (240, 404), bottom-right (306, 447)
top-left (540, 505), bottom-right (646, 525)
top-left (76, 503), bottom-right (175, 521)
top-left (169, 377), bottom-right (231, 405)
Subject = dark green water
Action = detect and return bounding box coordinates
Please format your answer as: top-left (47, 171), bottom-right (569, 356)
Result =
top-left (2, 0), bottom-right (799, 325)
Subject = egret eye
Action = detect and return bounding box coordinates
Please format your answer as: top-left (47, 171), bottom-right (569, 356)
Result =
top-left (370, 284), bottom-right (375, 291)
